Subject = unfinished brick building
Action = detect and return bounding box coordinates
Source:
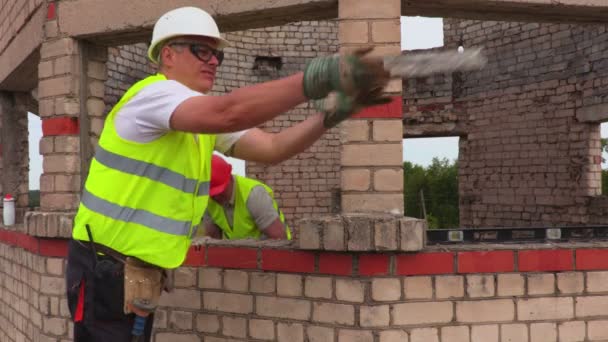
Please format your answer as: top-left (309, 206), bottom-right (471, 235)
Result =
top-left (1, 0), bottom-right (608, 341)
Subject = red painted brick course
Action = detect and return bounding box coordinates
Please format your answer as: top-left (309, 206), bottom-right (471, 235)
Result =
top-left (352, 96), bottom-right (403, 119)
top-left (38, 239), bottom-right (69, 257)
top-left (183, 246), bottom-right (206, 266)
top-left (396, 252), bottom-right (454, 275)
top-left (576, 249), bottom-right (608, 270)
top-left (42, 117), bottom-right (79, 136)
top-left (318, 253), bottom-right (353, 276)
top-left (359, 254), bottom-right (391, 276)
top-left (261, 249), bottom-right (315, 273)
top-left (458, 251), bottom-right (515, 273)
top-left (47, 2), bottom-right (56, 20)
top-left (207, 247), bottom-right (258, 269)
top-left (518, 249), bottom-right (573, 272)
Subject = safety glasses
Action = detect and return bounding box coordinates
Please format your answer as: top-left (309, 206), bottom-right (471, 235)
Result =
top-left (169, 42), bottom-right (224, 66)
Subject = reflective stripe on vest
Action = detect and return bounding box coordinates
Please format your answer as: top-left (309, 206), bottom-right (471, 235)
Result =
top-left (80, 189), bottom-right (191, 236)
top-left (94, 145), bottom-right (210, 196)
top-left (207, 175), bottom-right (291, 240)
top-left (73, 74), bottom-right (215, 268)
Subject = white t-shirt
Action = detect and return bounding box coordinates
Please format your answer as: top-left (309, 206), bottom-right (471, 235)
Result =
top-left (114, 80), bottom-right (246, 153)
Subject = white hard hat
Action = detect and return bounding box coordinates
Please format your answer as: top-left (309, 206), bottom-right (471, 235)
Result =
top-left (148, 7), bottom-right (229, 63)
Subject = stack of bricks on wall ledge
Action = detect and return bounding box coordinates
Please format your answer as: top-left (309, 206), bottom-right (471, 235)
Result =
top-left (297, 214), bottom-right (426, 252)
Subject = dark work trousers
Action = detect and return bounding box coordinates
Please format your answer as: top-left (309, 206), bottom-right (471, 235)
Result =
top-left (66, 239), bottom-right (155, 342)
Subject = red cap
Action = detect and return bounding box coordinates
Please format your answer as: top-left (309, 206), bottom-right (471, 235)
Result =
top-left (210, 155), bottom-right (232, 196)
top-left (4, 194), bottom-right (13, 200)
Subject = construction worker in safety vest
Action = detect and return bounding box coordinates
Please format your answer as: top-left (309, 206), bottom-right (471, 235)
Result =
top-left (203, 155), bottom-right (291, 240)
top-left (64, 6), bottom-right (390, 341)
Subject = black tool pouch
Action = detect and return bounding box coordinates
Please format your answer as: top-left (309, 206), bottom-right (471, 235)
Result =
top-left (84, 224), bottom-right (126, 320)
top-left (91, 256), bottom-right (125, 320)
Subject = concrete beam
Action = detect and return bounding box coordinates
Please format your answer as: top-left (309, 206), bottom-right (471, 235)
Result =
top-left (576, 104), bottom-right (608, 123)
top-left (402, 0), bottom-right (608, 24)
top-left (58, 0), bottom-right (338, 46)
top-left (0, 7), bottom-right (44, 91)
top-left (57, 0), bottom-right (608, 46)
top-left (403, 122), bottom-right (468, 138)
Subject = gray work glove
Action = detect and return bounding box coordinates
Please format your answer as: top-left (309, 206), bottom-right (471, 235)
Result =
top-left (303, 47), bottom-right (390, 100)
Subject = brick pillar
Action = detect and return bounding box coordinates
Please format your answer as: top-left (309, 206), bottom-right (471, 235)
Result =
top-left (0, 96), bottom-right (2, 196)
top-left (82, 42), bottom-right (108, 186)
top-left (37, 7), bottom-right (81, 211)
top-left (0, 92), bottom-right (29, 211)
top-left (338, 0), bottom-right (403, 214)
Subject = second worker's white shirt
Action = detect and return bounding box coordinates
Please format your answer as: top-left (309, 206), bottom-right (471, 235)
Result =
top-left (114, 79), bottom-right (247, 153)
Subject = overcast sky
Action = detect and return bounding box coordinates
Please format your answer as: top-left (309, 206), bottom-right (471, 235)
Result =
top-left (26, 17), bottom-right (608, 190)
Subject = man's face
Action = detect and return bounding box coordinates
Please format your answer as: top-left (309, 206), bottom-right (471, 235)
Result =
top-left (160, 36), bottom-right (223, 93)
top-left (211, 178), bottom-right (233, 205)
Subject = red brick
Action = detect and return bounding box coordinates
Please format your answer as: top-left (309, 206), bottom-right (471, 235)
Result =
top-left (262, 250), bottom-right (315, 273)
top-left (396, 252), bottom-right (454, 275)
top-left (576, 249), bottom-right (608, 270)
top-left (518, 250), bottom-right (573, 272)
top-left (39, 239), bottom-right (69, 257)
top-left (352, 96), bottom-right (402, 119)
top-left (183, 246), bottom-right (206, 266)
top-left (358, 254), bottom-right (390, 276)
top-left (42, 117), bottom-right (79, 136)
top-left (47, 2), bottom-right (56, 20)
top-left (318, 253), bottom-right (353, 276)
top-left (0, 230), bottom-right (12, 245)
top-left (207, 247), bottom-right (257, 269)
top-left (458, 251), bottom-right (515, 273)
top-left (0, 230), bottom-right (39, 254)
top-left (18, 233), bottom-right (39, 254)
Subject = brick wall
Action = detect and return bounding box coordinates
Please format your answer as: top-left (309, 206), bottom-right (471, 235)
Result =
top-left (218, 21), bottom-right (341, 225)
top-left (0, 0), bottom-right (43, 55)
top-left (403, 48), bottom-right (463, 137)
top-left (1, 228), bottom-right (608, 342)
top-left (160, 245), bottom-right (608, 342)
top-left (103, 21), bottom-right (340, 227)
top-left (0, 92), bottom-right (31, 217)
top-left (0, 228), bottom-right (68, 342)
top-left (0, 98), bottom-right (3, 195)
top-left (103, 43), bottom-right (155, 114)
top-left (406, 20), bottom-right (608, 227)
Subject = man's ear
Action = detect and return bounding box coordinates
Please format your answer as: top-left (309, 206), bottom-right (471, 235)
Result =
top-left (160, 46), bottom-right (174, 67)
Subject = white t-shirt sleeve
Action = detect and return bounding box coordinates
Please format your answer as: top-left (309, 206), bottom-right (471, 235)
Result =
top-left (215, 130), bottom-right (248, 155)
top-left (114, 79), bottom-right (248, 150)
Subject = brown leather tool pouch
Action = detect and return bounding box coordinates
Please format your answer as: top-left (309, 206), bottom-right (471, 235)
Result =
top-left (123, 257), bottom-right (163, 314)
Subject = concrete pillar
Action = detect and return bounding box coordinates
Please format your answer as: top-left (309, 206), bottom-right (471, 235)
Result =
top-left (338, 0), bottom-right (404, 214)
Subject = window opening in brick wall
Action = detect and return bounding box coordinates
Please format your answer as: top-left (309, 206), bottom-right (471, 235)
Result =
top-left (28, 112), bottom-right (41, 208)
top-left (214, 152), bottom-right (246, 176)
top-left (401, 17), bottom-right (444, 51)
top-left (253, 56), bottom-right (283, 74)
top-left (403, 137), bottom-right (459, 229)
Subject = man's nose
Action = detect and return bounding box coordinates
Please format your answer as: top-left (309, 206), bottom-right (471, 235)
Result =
top-left (207, 55), bottom-right (220, 66)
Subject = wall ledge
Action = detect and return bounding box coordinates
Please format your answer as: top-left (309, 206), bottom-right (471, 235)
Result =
top-left (4, 228), bottom-right (608, 276)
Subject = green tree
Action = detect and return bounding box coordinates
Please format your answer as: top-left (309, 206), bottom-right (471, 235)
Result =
top-left (403, 158), bottom-right (459, 229)
top-left (403, 161), bottom-right (426, 220)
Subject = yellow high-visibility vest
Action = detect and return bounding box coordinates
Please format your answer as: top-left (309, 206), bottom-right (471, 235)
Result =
top-left (73, 74), bottom-right (215, 269)
top-left (207, 175), bottom-right (291, 240)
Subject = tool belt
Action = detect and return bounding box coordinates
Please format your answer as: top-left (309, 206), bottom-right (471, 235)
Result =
top-left (123, 256), bottom-right (163, 315)
top-left (75, 239), bottom-right (129, 263)
top-left (75, 238), bottom-right (173, 315)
